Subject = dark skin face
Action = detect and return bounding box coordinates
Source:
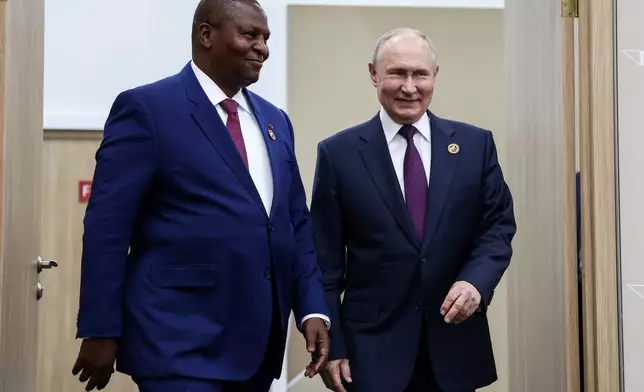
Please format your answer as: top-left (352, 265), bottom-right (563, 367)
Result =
top-left (194, 1), bottom-right (270, 97)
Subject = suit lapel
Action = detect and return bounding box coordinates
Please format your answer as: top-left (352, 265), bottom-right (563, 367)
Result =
top-left (359, 115), bottom-right (420, 249)
top-left (421, 112), bottom-right (458, 251)
top-left (244, 90), bottom-right (282, 218)
top-left (180, 64), bottom-right (266, 214)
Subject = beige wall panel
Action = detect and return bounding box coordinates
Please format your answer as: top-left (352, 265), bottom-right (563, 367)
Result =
top-left (38, 132), bottom-right (138, 392)
top-left (287, 6), bottom-right (506, 391)
top-left (504, 0), bottom-right (577, 391)
top-left (616, 0), bottom-right (644, 390)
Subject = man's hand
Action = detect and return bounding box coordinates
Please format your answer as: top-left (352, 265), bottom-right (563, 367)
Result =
top-left (320, 359), bottom-right (352, 392)
top-left (440, 281), bottom-right (481, 324)
top-left (71, 338), bottom-right (118, 391)
top-left (302, 318), bottom-right (329, 377)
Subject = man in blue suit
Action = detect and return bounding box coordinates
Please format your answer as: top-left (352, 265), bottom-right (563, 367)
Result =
top-left (71, 1), bottom-right (330, 390)
top-left (311, 28), bottom-right (516, 392)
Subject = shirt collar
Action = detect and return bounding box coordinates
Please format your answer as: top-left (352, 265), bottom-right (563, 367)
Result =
top-left (190, 60), bottom-right (251, 114)
top-left (379, 107), bottom-right (431, 144)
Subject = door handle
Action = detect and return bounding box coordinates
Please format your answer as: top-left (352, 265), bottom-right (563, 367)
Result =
top-left (36, 282), bottom-right (44, 301)
top-left (36, 256), bottom-right (58, 274)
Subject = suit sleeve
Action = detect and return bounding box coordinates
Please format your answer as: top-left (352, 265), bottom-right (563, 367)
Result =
top-left (457, 131), bottom-right (516, 309)
top-left (281, 111), bottom-right (329, 324)
top-left (310, 141), bottom-right (348, 360)
top-left (76, 90), bottom-right (157, 338)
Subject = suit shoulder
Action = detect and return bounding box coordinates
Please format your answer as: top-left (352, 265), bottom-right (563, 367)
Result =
top-left (320, 118), bottom-right (374, 148)
top-left (439, 117), bottom-right (490, 137)
top-left (115, 73), bottom-right (183, 106)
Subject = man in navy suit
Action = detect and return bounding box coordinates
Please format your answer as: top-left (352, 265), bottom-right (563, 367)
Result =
top-left (311, 28), bottom-right (516, 392)
top-left (71, 1), bottom-right (330, 390)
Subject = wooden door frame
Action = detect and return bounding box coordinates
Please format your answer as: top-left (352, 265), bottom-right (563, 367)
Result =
top-left (562, 14), bottom-right (580, 392)
top-left (577, 0), bottom-right (621, 390)
top-left (0, 0), bottom-right (45, 390)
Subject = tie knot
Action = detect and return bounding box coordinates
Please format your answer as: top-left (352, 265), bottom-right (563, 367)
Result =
top-left (399, 124), bottom-right (417, 140)
top-left (220, 99), bottom-right (238, 115)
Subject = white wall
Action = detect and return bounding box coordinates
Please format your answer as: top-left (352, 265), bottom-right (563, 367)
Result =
top-left (43, 0), bottom-right (502, 130)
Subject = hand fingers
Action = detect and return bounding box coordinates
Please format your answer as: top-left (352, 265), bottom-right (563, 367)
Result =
top-left (305, 329), bottom-right (316, 353)
top-left (319, 333), bottom-right (330, 359)
top-left (96, 371), bottom-right (113, 390)
top-left (71, 360), bottom-right (83, 376)
top-left (452, 305), bottom-right (473, 324)
top-left (320, 363), bottom-right (338, 389)
top-left (305, 353), bottom-right (323, 377)
top-left (78, 368), bottom-right (92, 383)
top-left (305, 351), bottom-right (326, 377)
top-left (321, 371), bottom-right (335, 390)
top-left (440, 287), bottom-right (460, 315)
top-left (305, 330), bottom-right (329, 377)
top-left (452, 297), bottom-right (480, 324)
top-left (331, 365), bottom-right (347, 392)
top-left (85, 374), bottom-right (98, 391)
top-left (444, 292), bottom-right (469, 323)
top-left (340, 360), bottom-right (352, 383)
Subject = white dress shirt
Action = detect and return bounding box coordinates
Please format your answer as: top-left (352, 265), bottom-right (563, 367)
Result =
top-left (379, 108), bottom-right (432, 196)
top-left (191, 61), bottom-right (329, 328)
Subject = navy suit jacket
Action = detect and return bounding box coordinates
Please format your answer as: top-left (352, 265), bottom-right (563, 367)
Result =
top-left (76, 63), bottom-right (328, 381)
top-left (310, 112), bottom-right (516, 392)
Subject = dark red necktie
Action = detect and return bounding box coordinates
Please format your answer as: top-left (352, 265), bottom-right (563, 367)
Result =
top-left (399, 125), bottom-right (428, 240)
top-left (220, 98), bottom-right (248, 168)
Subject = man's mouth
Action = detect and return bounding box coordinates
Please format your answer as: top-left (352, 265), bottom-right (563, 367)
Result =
top-left (246, 59), bottom-right (264, 67)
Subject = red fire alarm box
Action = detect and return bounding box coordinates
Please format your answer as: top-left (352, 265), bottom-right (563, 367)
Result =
top-left (79, 181), bottom-right (92, 203)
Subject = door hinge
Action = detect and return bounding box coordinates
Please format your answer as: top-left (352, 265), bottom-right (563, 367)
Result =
top-left (562, 0), bottom-right (579, 18)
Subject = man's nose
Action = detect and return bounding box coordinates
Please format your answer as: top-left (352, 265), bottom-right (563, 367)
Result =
top-left (254, 39), bottom-right (269, 60)
top-left (401, 76), bottom-right (417, 94)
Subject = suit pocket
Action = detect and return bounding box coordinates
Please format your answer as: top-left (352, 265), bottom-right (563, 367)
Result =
top-left (148, 264), bottom-right (218, 288)
top-left (342, 301), bottom-right (379, 323)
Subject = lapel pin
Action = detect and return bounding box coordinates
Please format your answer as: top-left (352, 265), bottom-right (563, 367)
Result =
top-left (448, 143), bottom-right (460, 154)
top-left (268, 128), bottom-right (276, 141)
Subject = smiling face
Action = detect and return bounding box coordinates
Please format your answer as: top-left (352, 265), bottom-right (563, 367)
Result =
top-left (369, 33), bottom-right (438, 124)
top-left (195, 0), bottom-right (270, 97)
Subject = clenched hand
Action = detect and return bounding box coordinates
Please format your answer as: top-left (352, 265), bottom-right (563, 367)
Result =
top-left (71, 338), bottom-right (118, 391)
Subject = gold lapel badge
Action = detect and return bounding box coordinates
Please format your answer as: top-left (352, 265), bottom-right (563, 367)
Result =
top-left (267, 124), bottom-right (276, 141)
top-left (448, 143), bottom-right (460, 154)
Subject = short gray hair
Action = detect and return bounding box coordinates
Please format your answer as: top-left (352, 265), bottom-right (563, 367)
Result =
top-left (371, 27), bottom-right (438, 69)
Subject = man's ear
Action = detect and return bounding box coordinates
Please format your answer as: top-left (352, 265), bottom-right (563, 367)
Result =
top-left (199, 23), bottom-right (214, 49)
top-left (368, 63), bottom-right (378, 87)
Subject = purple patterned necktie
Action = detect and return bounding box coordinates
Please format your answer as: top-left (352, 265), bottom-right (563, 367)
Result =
top-left (220, 98), bottom-right (249, 168)
top-left (399, 125), bottom-right (428, 240)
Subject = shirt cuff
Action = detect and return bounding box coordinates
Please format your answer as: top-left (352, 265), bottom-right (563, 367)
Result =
top-left (301, 313), bottom-right (331, 330)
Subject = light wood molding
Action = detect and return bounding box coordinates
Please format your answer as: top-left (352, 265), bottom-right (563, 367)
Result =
top-left (577, 0), bottom-right (620, 390)
top-left (562, 16), bottom-right (581, 392)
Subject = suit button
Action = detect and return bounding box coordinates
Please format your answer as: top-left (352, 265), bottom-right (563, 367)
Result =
top-left (416, 301), bottom-right (423, 310)
top-left (264, 269), bottom-right (272, 279)
top-left (419, 255), bottom-right (427, 264)
top-left (268, 223), bottom-right (274, 232)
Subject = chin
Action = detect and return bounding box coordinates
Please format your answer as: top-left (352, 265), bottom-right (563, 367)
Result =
top-left (242, 72), bottom-right (261, 86)
top-left (394, 109), bottom-right (424, 122)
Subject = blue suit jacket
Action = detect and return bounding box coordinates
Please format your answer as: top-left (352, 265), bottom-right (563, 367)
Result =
top-left (310, 113), bottom-right (516, 392)
top-left (76, 63), bottom-right (328, 381)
